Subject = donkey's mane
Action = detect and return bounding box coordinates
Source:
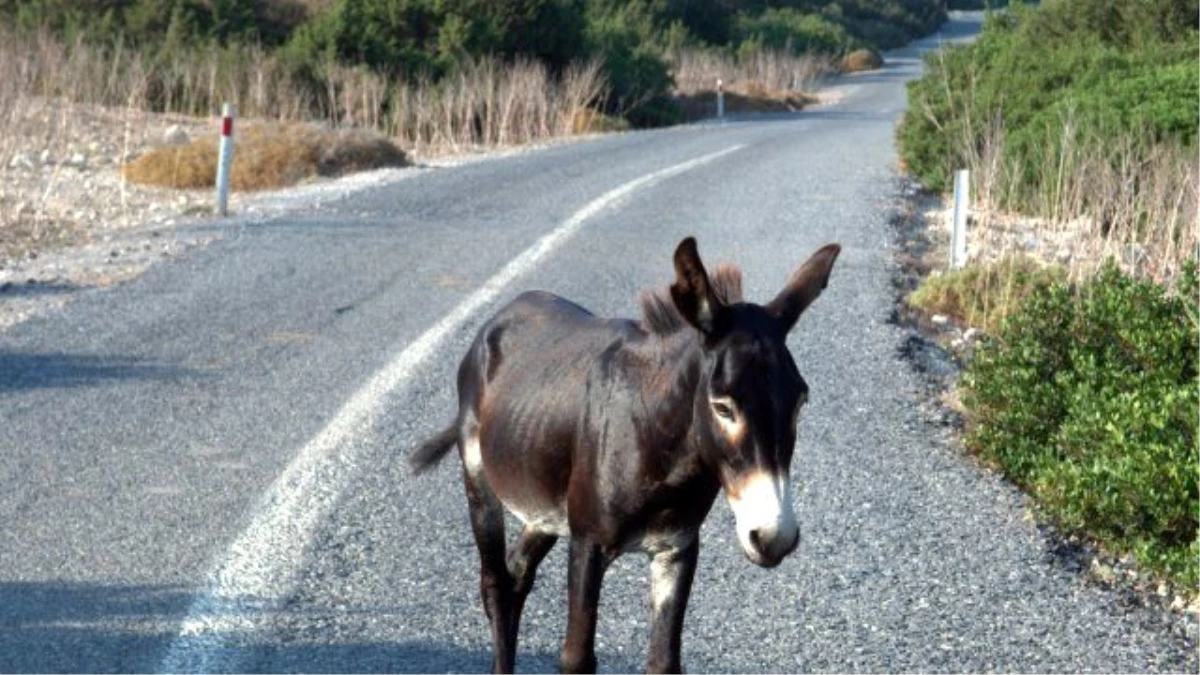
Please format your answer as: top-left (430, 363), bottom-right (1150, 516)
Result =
top-left (639, 263), bottom-right (744, 336)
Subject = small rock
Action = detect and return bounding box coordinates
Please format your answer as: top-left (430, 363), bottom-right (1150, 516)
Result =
top-left (931, 314), bottom-right (950, 327)
top-left (39, 149), bottom-right (52, 165)
top-left (1124, 244), bottom-right (1147, 266)
top-left (164, 125), bottom-right (190, 146)
top-left (66, 152), bottom-right (88, 168)
top-left (964, 327), bottom-right (982, 342)
top-left (8, 152), bottom-right (35, 170)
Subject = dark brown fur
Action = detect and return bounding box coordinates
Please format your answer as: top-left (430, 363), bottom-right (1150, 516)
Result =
top-left (411, 237), bottom-right (840, 674)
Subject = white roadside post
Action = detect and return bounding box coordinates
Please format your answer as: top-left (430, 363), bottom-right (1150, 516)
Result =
top-left (716, 78), bottom-right (725, 120)
top-left (951, 169), bottom-right (969, 269)
top-left (215, 103), bottom-right (235, 216)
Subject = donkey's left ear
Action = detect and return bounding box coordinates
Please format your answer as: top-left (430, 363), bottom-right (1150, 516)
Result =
top-left (766, 244), bottom-right (841, 332)
top-left (670, 237), bottom-right (729, 336)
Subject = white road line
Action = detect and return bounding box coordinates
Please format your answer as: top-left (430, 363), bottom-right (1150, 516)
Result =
top-left (160, 144), bottom-right (744, 673)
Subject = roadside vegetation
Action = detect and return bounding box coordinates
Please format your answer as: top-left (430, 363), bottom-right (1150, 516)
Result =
top-left (1, 0), bottom-right (942, 158)
top-left (898, 0), bottom-right (1199, 594)
top-left (0, 0), bottom-right (942, 265)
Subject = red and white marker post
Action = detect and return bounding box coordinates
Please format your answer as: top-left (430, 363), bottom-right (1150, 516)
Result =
top-left (215, 103), bottom-right (235, 216)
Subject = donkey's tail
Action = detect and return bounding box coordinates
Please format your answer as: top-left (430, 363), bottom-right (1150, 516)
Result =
top-left (410, 423), bottom-right (458, 474)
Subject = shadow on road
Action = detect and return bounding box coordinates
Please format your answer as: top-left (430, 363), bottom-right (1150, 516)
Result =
top-left (0, 580), bottom-right (641, 673)
top-left (0, 352), bottom-right (204, 391)
top-left (0, 580), bottom-right (188, 673)
top-left (0, 280), bottom-right (82, 297)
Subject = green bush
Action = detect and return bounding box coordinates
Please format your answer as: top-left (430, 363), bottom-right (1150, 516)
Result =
top-left (828, 0), bottom-right (945, 49)
top-left (733, 8), bottom-right (855, 55)
top-left (899, 0), bottom-right (1199, 196)
top-left (963, 262), bottom-right (1199, 587)
top-left (582, 2), bottom-right (678, 125)
top-left (281, 0), bottom-right (586, 79)
top-left (947, 0), bottom-right (1010, 8)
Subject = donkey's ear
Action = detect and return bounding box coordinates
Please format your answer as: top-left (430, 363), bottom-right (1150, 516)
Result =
top-left (670, 237), bottom-right (728, 336)
top-left (766, 243), bottom-right (841, 332)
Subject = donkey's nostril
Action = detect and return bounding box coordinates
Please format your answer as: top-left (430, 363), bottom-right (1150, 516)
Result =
top-left (748, 528), bottom-right (764, 553)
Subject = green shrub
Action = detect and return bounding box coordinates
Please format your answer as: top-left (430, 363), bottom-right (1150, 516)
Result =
top-left (899, 0), bottom-right (1199, 197)
top-left (963, 262), bottom-right (1199, 587)
top-left (733, 8), bottom-right (855, 55)
top-left (829, 0), bottom-right (945, 49)
top-left (583, 2), bottom-right (676, 124)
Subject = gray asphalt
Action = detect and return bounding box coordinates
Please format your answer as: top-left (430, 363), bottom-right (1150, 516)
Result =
top-left (0, 13), bottom-right (1194, 674)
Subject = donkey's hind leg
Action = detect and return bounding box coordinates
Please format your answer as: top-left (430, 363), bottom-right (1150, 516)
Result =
top-left (506, 526), bottom-right (557, 658)
top-left (461, 435), bottom-right (518, 673)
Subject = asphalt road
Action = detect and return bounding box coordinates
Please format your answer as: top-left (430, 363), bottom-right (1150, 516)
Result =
top-left (0, 13), bottom-right (1194, 674)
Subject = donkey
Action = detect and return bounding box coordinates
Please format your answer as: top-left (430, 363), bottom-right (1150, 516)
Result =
top-left (411, 237), bottom-right (840, 674)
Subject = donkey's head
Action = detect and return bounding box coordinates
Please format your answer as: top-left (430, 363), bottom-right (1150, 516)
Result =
top-left (670, 237), bottom-right (839, 568)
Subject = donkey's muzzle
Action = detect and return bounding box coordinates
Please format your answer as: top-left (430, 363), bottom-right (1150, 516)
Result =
top-left (727, 471), bottom-right (800, 568)
top-left (746, 523), bottom-right (800, 568)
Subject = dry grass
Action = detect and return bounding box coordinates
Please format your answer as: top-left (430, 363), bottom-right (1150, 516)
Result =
top-left (0, 24), bottom-right (609, 256)
top-left (123, 124), bottom-right (407, 191)
top-left (669, 48), bottom-right (832, 122)
top-left (671, 48), bottom-right (837, 95)
top-left (921, 57), bottom-right (1199, 288)
top-left (908, 255), bottom-right (1064, 332)
top-left (388, 59), bottom-right (609, 156)
top-left (0, 24), bottom-right (609, 156)
top-left (963, 111), bottom-right (1199, 287)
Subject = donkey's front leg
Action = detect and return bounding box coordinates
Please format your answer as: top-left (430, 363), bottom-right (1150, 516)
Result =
top-left (646, 538), bottom-right (700, 674)
top-left (559, 537), bottom-right (611, 674)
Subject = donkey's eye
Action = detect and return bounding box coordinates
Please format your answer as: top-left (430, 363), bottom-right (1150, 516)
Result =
top-left (711, 401), bottom-right (736, 420)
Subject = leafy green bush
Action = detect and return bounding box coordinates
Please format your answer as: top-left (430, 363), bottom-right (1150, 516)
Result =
top-left (281, 0), bottom-right (586, 79)
top-left (899, 0), bottom-right (1199, 196)
top-left (947, 0), bottom-right (1011, 8)
top-left (8, 0), bottom-right (299, 47)
top-left (582, 2), bottom-right (678, 126)
top-left (827, 0), bottom-right (945, 49)
top-left (963, 262), bottom-right (1199, 586)
top-left (733, 8), bottom-right (855, 55)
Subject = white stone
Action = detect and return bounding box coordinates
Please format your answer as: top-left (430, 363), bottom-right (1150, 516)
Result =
top-left (931, 314), bottom-right (950, 326)
top-left (8, 153), bottom-right (35, 170)
top-left (164, 125), bottom-right (190, 146)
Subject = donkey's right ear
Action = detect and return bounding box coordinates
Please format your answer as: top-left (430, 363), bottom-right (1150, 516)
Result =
top-left (766, 243), bottom-right (841, 333)
top-left (670, 237), bottom-right (728, 336)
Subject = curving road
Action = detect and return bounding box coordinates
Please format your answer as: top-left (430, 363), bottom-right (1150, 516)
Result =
top-left (0, 13), bottom-right (1194, 674)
